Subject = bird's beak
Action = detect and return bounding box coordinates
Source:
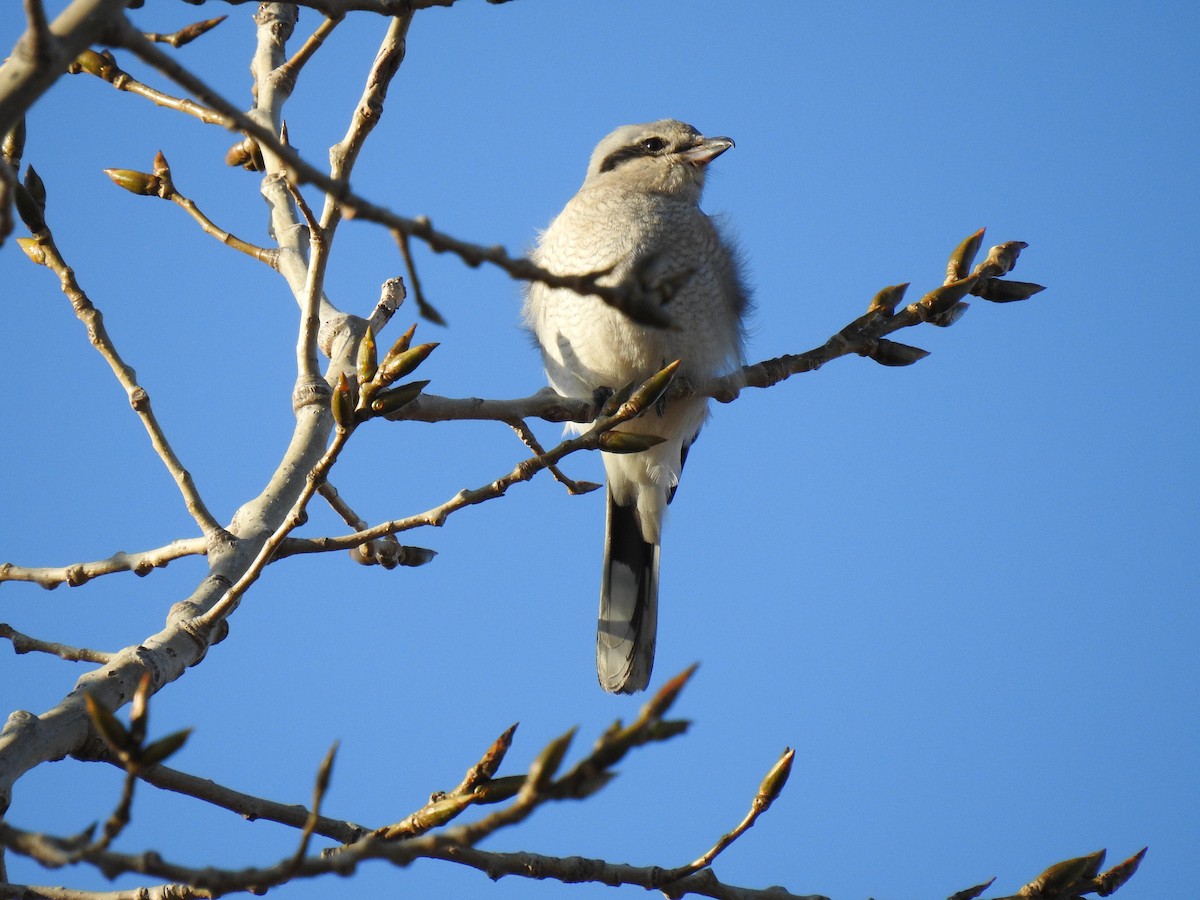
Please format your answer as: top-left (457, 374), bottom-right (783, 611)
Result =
top-left (680, 136), bottom-right (734, 167)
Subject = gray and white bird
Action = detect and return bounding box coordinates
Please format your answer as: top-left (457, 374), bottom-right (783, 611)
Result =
top-left (524, 119), bottom-right (748, 693)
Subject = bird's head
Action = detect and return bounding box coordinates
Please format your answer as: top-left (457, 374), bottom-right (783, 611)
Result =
top-left (583, 119), bottom-right (734, 200)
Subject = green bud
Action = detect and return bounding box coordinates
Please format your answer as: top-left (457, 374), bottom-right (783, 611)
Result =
top-left (976, 240), bottom-right (1028, 278)
top-left (2, 118), bottom-right (26, 167)
top-left (16, 237), bottom-right (46, 266)
top-left (84, 693), bottom-right (132, 756)
top-left (947, 877), bottom-right (996, 900)
top-left (866, 283), bottom-right (909, 316)
top-left (356, 326), bottom-right (378, 384)
top-left (624, 360), bottom-right (680, 415)
top-left (1094, 848), bottom-right (1148, 896)
top-left (919, 275), bottom-right (978, 318)
top-left (384, 322), bottom-right (418, 359)
top-left (947, 228), bottom-right (986, 282)
top-left (138, 728), bottom-right (193, 767)
top-left (370, 380), bottom-right (429, 415)
top-left (331, 372), bottom-right (355, 428)
top-left (72, 49), bottom-right (107, 77)
top-left (128, 672), bottom-right (153, 746)
top-left (599, 380), bottom-right (637, 417)
top-left (973, 279), bottom-right (1046, 303)
top-left (375, 342), bottom-right (438, 388)
top-left (597, 431), bottom-right (666, 454)
top-left (471, 775), bottom-right (525, 805)
top-left (639, 663), bottom-right (698, 723)
top-left (755, 748), bottom-right (795, 808)
top-left (867, 339), bottom-right (930, 367)
top-left (103, 168), bottom-right (161, 196)
top-left (526, 726), bottom-right (576, 792)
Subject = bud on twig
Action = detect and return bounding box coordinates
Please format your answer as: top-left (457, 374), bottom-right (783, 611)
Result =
top-left (3, 119), bottom-right (26, 169)
top-left (754, 748), bottom-right (795, 811)
top-left (71, 49), bottom-right (108, 77)
top-left (1020, 849), bottom-right (1106, 897)
top-left (973, 279), bottom-right (1046, 303)
top-left (139, 728), bottom-right (192, 767)
top-left (84, 693), bottom-right (132, 758)
top-left (948, 877), bottom-right (996, 900)
top-left (597, 431), bottom-right (666, 454)
top-left (371, 380), bottom-right (429, 415)
top-left (128, 673), bottom-right (152, 746)
top-left (356, 326), bottom-right (377, 384)
top-left (17, 237), bottom-right (46, 265)
top-left (1095, 847), bottom-right (1147, 896)
top-left (918, 275), bottom-right (978, 319)
top-left (375, 342), bottom-right (438, 389)
top-left (104, 168), bottom-right (161, 196)
top-left (867, 282), bottom-right (909, 316)
top-left (975, 240), bottom-right (1028, 279)
top-left (331, 372), bottom-right (355, 428)
top-left (866, 339), bottom-right (930, 366)
top-left (623, 360), bottom-right (681, 416)
top-left (947, 228), bottom-right (986, 282)
top-left (599, 380), bottom-right (637, 417)
top-left (525, 726), bottom-right (576, 793)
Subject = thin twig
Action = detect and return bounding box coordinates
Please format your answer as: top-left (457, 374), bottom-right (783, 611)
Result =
top-left (165, 184), bottom-right (277, 266)
top-left (0, 625), bottom-right (113, 664)
top-left (320, 13), bottom-right (412, 234)
top-left (506, 418), bottom-right (600, 495)
top-left (0, 538), bottom-right (207, 589)
top-left (316, 481), bottom-right (412, 567)
top-left (142, 16), bottom-right (227, 49)
top-left (665, 748), bottom-right (795, 880)
top-left (70, 50), bottom-right (228, 126)
top-left (275, 378), bottom-right (659, 554)
top-left (106, 22), bottom-right (662, 322)
top-left (288, 743), bottom-right (338, 871)
top-left (275, 16), bottom-right (343, 98)
top-left (15, 220), bottom-right (224, 539)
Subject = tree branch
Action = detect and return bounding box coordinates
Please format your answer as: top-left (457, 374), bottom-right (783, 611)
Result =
top-left (15, 207), bottom-right (225, 539)
top-left (0, 625), bottom-right (112, 664)
top-left (0, 538), bottom-right (207, 589)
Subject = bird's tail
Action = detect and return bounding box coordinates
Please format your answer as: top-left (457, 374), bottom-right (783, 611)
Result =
top-left (597, 487), bottom-right (660, 693)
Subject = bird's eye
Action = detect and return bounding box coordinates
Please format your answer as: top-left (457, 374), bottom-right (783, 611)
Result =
top-left (640, 137), bottom-right (667, 153)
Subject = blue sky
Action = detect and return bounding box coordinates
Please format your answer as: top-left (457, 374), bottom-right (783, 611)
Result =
top-left (2, 2), bottom-right (1197, 898)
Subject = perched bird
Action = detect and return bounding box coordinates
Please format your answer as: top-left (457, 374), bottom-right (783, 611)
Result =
top-left (524, 119), bottom-right (748, 693)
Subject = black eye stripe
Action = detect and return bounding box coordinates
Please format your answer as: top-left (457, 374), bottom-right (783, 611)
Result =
top-left (597, 136), bottom-right (669, 174)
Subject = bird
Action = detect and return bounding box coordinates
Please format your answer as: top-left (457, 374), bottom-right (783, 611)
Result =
top-left (524, 119), bottom-right (748, 693)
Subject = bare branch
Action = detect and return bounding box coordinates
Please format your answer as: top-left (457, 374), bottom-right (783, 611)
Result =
top-left (86, 751), bottom-right (368, 845)
top-left (275, 16), bottom-right (343, 99)
top-left (70, 49), bottom-right (228, 126)
top-left (0, 625), bottom-right (113, 664)
top-left (141, 16), bottom-right (227, 49)
top-left (14, 209), bottom-right (225, 539)
top-left (289, 744), bottom-right (339, 871)
top-left (667, 748), bottom-right (795, 880)
top-left (105, 20), bottom-right (666, 323)
top-left (321, 13), bottom-right (413, 234)
top-left (103, 153), bottom-right (278, 266)
top-left (506, 418), bottom-right (601, 495)
top-left (0, 539), bottom-right (207, 589)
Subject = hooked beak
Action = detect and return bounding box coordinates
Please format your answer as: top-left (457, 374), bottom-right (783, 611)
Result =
top-left (680, 135), bottom-right (735, 167)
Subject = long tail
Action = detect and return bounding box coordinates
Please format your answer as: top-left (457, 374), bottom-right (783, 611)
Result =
top-left (597, 488), bottom-right (660, 693)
